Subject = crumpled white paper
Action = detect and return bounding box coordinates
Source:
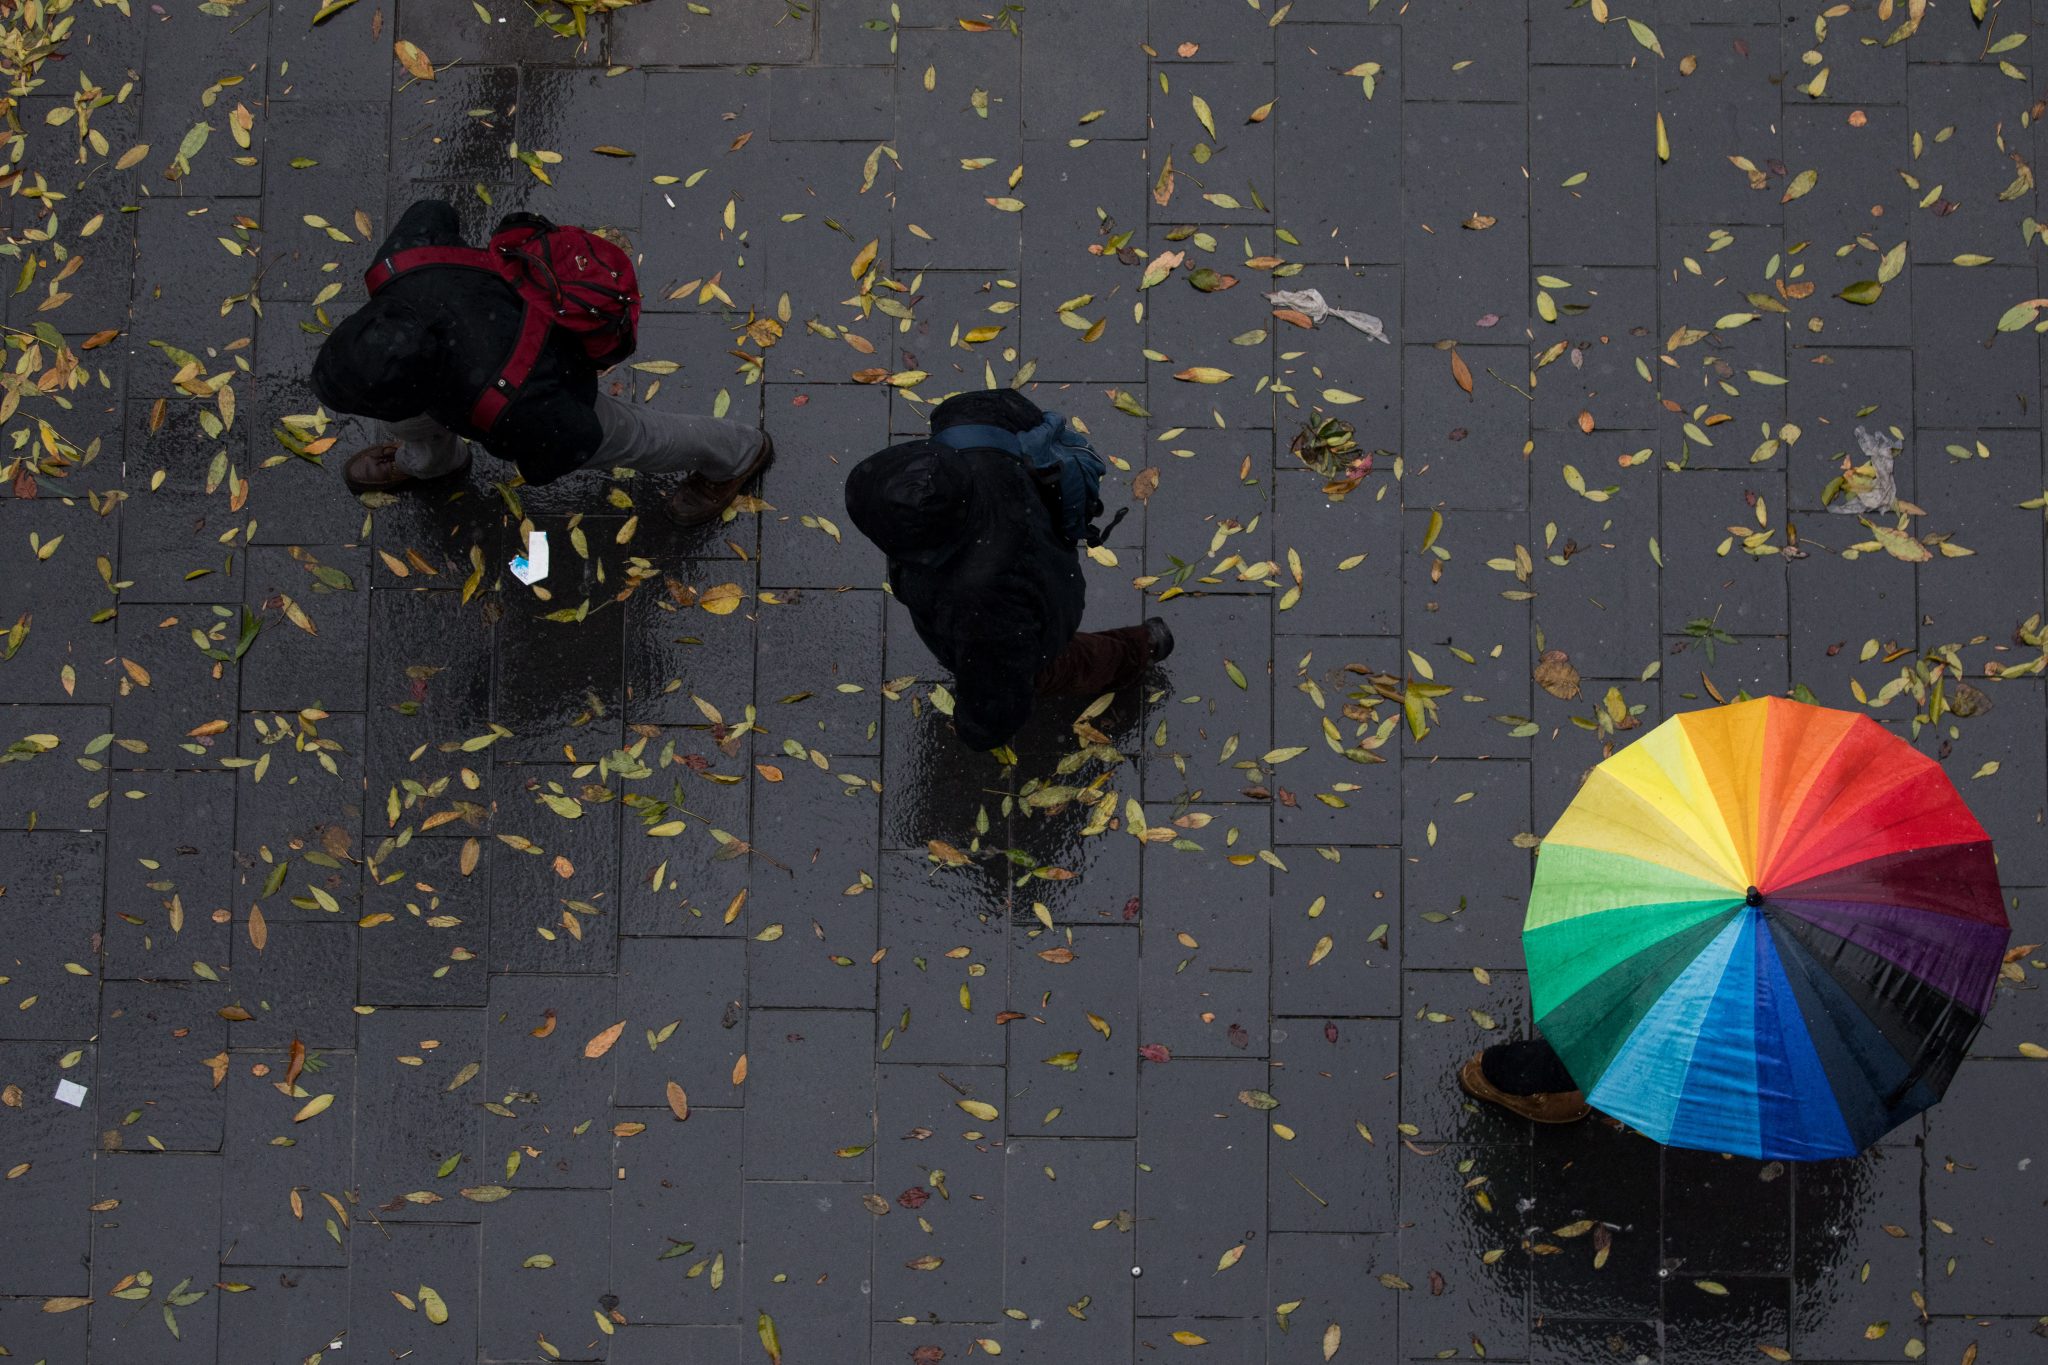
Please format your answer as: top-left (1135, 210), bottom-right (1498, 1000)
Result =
top-left (510, 530), bottom-right (550, 586)
top-left (1265, 287), bottom-right (1390, 344)
top-left (1829, 427), bottom-right (1900, 514)
top-left (54, 1079), bottom-right (87, 1107)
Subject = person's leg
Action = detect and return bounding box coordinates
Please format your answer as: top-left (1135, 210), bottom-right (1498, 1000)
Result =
top-left (1456, 1036), bottom-right (1590, 1124)
top-left (382, 414), bottom-right (470, 478)
top-left (1479, 1038), bottom-right (1579, 1095)
top-left (584, 390), bottom-right (765, 479)
top-left (1035, 626), bottom-right (1152, 695)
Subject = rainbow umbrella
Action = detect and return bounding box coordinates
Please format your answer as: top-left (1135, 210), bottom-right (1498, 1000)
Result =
top-left (1525, 696), bottom-right (2008, 1159)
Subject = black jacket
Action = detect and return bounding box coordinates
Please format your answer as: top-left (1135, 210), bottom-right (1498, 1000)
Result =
top-left (310, 199), bottom-right (603, 485)
top-left (844, 390), bottom-right (1085, 751)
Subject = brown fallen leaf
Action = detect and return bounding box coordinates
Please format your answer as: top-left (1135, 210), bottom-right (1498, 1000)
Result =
top-left (666, 1080), bottom-right (690, 1122)
top-left (584, 1020), bottom-right (626, 1058)
top-left (1449, 347), bottom-right (1474, 395)
top-left (1534, 650), bottom-right (1582, 700)
top-left (1462, 213), bottom-right (1497, 230)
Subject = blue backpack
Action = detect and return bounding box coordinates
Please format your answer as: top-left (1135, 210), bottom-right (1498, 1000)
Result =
top-left (931, 410), bottom-right (1128, 547)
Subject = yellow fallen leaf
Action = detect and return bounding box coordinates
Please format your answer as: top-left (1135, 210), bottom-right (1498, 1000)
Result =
top-left (292, 1093), bottom-right (334, 1122)
top-left (957, 1099), bottom-right (999, 1121)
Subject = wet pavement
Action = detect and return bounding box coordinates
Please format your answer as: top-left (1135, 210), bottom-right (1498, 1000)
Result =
top-left (3, 0), bottom-right (2048, 1361)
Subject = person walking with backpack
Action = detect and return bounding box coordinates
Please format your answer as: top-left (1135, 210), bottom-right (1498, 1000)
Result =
top-left (312, 198), bottom-right (772, 524)
top-left (844, 388), bottom-right (1172, 751)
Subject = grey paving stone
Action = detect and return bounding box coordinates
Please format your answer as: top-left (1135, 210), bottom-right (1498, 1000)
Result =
top-left (1399, 759), bottom-right (1533, 969)
top-left (485, 770), bottom-right (622, 975)
top-left (1138, 804), bottom-right (1272, 1058)
top-left (219, 1051), bottom-right (353, 1265)
top-left (1786, 543), bottom-right (1916, 709)
top-left (1401, 506), bottom-right (1534, 759)
top-left (1133, 1056), bottom-right (1268, 1318)
top-left (478, 1188), bottom-right (615, 1362)
top-left (872, 854), bottom-right (1006, 1066)
top-left (1270, 846), bottom-right (1401, 1017)
top-left (611, 0), bottom-right (816, 67)
top-left (1529, 1117), bottom-right (1663, 1320)
top-left (1149, 0), bottom-right (1281, 61)
top-left (740, 1181), bottom-right (875, 1365)
top-left (1529, 265), bottom-right (1661, 434)
top-left (1528, 452), bottom-right (1663, 681)
top-left (1664, 1146), bottom-right (1792, 1275)
top-left (482, 973), bottom-right (620, 1189)
top-left (1007, 923), bottom-right (1139, 1137)
top-left (759, 383), bottom-right (891, 588)
top-left (0, 1296), bottom-right (89, 1364)
top-left (742, 1008), bottom-right (876, 1180)
top-left (1014, 140), bottom-right (1149, 383)
top-left (353, 1007), bottom-right (488, 1221)
top-left (1265, 1232), bottom-right (1398, 1364)
top-left (872, 1063), bottom-right (1007, 1320)
top-left (1141, 423), bottom-right (1275, 587)
top-left (1276, 25), bottom-right (1401, 263)
top-left (1000, 1136), bottom-right (1136, 1361)
top-left (0, 1041), bottom-right (96, 1295)
top-left (215, 1266), bottom-right (349, 1365)
top-left (1913, 265), bottom-right (2042, 428)
top-left (1655, 23), bottom-right (1784, 228)
top-left (1403, 102), bottom-right (1531, 339)
top-left (225, 920), bottom-right (356, 1050)
top-left (615, 936), bottom-right (747, 1106)
top-left (347, 1222), bottom-right (480, 1362)
top-left (1140, 592), bottom-right (1273, 800)
top-left (0, 503), bottom-right (119, 705)
top-left (1397, 1140), bottom-right (1533, 1359)
top-left (611, 1324), bottom-right (743, 1364)
top-left (1781, 0), bottom-right (1907, 106)
top-left (745, 775), bottom-right (881, 1008)
top-left (756, 587), bottom-right (884, 756)
top-left (1399, 967), bottom-right (1533, 1145)
top-left (1023, 0), bottom-right (1149, 139)
top-left (358, 835), bottom-right (490, 1007)
top-left (1658, 631), bottom-right (1789, 711)
top-left (1656, 467), bottom-right (1791, 635)
top-left (611, 1106), bottom-right (742, 1324)
top-left (1791, 1146), bottom-right (1927, 1360)
top-left (1783, 346), bottom-right (1916, 509)
top-left (101, 771), bottom-right (232, 983)
top-left (1663, 1274), bottom-right (1791, 1365)
top-left (95, 978), bottom-right (225, 1151)
top-left (1270, 645), bottom-right (1403, 843)
top-left (891, 29), bottom-right (1025, 271)
top-left (1403, 343), bottom-right (1532, 512)
top-left (1266, 1015), bottom-right (1396, 1231)
top-left (0, 839), bottom-right (100, 1024)
top-left (87, 1152), bottom-right (223, 1365)
top-left (1404, 0), bottom-right (1528, 103)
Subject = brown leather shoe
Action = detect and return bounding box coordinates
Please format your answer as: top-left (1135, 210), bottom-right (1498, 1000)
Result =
top-left (664, 433), bottom-right (774, 527)
top-left (1458, 1050), bottom-right (1592, 1124)
top-left (342, 441), bottom-right (469, 495)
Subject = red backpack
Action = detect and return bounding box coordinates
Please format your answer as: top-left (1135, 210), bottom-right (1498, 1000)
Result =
top-left (363, 212), bottom-right (641, 433)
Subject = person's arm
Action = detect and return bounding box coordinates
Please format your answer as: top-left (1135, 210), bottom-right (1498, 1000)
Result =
top-left (949, 635), bottom-right (1036, 751)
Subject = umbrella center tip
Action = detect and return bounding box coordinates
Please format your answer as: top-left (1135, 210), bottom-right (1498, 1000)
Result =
top-left (1745, 885), bottom-right (1763, 907)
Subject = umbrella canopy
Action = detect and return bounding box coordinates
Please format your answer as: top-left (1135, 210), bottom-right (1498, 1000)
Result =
top-left (1524, 697), bottom-right (2008, 1160)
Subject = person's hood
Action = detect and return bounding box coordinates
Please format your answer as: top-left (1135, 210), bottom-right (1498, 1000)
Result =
top-left (310, 299), bottom-right (446, 420)
top-left (845, 441), bottom-right (973, 567)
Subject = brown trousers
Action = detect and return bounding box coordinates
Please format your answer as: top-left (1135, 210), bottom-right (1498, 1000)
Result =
top-left (1034, 625), bottom-right (1153, 695)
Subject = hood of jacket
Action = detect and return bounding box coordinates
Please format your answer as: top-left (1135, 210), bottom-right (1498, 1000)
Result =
top-left (310, 298), bottom-right (447, 421)
top-left (845, 441), bottom-right (977, 568)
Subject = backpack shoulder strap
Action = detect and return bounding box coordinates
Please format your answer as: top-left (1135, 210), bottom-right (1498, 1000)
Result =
top-left (467, 306), bottom-right (555, 433)
top-left (930, 423), bottom-right (1024, 456)
top-left (365, 244), bottom-right (496, 293)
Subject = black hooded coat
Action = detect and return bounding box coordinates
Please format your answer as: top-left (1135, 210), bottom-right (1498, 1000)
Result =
top-left (310, 199), bottom-right (604, 485)
top-left (844, 391), bottom-right (1086, 751)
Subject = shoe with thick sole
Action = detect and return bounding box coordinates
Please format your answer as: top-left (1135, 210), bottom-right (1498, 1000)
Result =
top-left (666, 433), bottom-right (775, 527)
top-left (1457, 1050), bottom-right (1591, 1124)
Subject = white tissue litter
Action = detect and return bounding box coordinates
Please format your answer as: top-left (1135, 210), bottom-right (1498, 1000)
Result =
top-left (1264, 288), bottom-right (1390, 343)
top-left (1828, 427), bottom-right (1900, 514)
top-left (54, 1079), bottom-right (87, 1107)
top-left (509, 530), bottom-right (550, 586)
